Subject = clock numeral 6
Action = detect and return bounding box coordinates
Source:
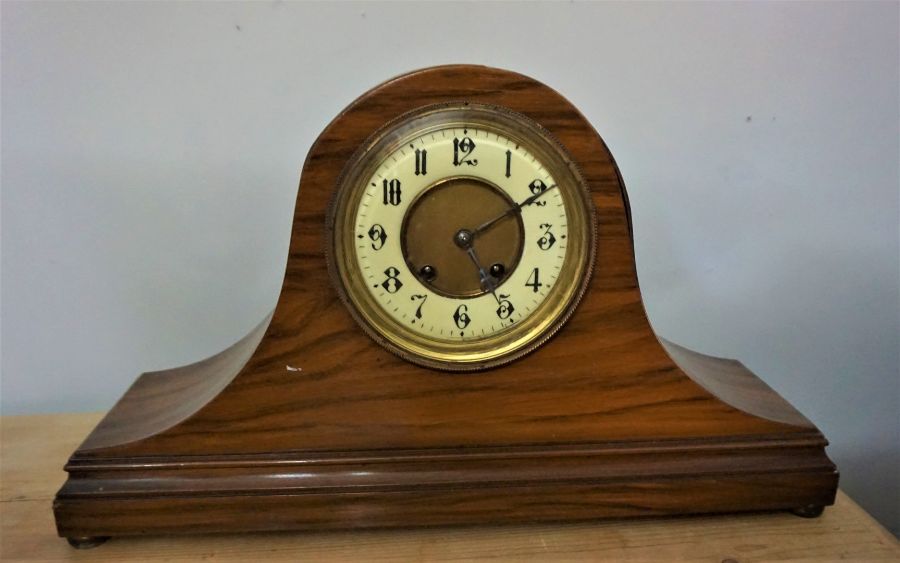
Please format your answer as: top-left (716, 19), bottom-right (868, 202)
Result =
top-left (367, 224), bottom-right (387, 250)
top-left (496, 295), bottom-right (515, 320)
top-left (382, 179), bottom-right (402, 206)
top-left (453, 304), bottom-right (471, 329)
top-left (537, 223), bottom-right (557, 250)
top-left (525, 268), bottom-right (543, 292)
top-left (452, 136), bottom-right (478, 167)
top-left (380, 267), bottom-right (403, 293)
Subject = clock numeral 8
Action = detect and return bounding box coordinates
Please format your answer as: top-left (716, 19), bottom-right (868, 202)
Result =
top-left (453, 305), bottom-right (471, 330)
top-left (380, 267), bottom-right (403, 293)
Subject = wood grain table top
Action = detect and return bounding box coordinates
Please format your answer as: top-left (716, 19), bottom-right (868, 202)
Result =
top-left (2, 412), bottom-right (897, 561)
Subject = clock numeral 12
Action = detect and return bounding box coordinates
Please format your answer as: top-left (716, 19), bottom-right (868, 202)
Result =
top-left (453, 136), bottom-right (478, 167)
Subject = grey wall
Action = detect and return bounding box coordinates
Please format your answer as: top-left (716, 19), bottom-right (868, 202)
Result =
top-left (2, 1), bottom-right (897, 534)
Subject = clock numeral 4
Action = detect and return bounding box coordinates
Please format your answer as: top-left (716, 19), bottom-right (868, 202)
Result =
top-left (380, 267), bottom-right (403, 293)
top-left (382, 179), bottom-right (402, 206)
top-left (453, 304), bottom-right (471, 330)
top-left (452, 136), bottom-right (478, 167)
top-left (525, 268), bottom-right (543, 292)
top-left (537, 223), bottom-right (557, 250)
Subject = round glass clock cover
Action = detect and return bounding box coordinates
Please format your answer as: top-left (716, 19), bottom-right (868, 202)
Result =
top-left (328, 103), bottom-right (595, 370)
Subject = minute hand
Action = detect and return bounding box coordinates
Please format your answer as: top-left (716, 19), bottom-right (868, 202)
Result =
top-left (472, 184), bottom-right (558, 238)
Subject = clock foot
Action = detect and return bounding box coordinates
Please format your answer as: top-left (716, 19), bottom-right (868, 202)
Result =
top-left (66, 536), bottom-right (109, 549)
top-left (791, 504), bottom-right (825, 518)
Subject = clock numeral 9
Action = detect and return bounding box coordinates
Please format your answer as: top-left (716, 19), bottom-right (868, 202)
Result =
top-left (527, 179), bottom-right (548, 206)
top-left (496, 295), bottom-right (515, 320)
top-left (367, 224), bottom-right (387, 250)
top-left (453, 136), bottom-right (478, 167)
top-left (380, 267), bottom-right (403, 293)
top-left (382, 179), bottom-right (402, 206)
top-left (453, 304), bottom-right (471, 330)
top-left (537, 223), bottom-right (557, 250)
top-left (525, 268), bottom-right (542, 292)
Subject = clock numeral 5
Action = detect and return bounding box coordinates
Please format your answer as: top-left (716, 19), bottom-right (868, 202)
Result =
top-left (496, 295), bottom-right (515, 320)
top-left (382, 179), bottom-right (402, 206)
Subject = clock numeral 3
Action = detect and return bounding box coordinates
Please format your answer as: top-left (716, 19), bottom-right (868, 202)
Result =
top-left (496, 295), bottom-right (515, 320)
top-left (367, 224), bottom-right (387, 250)
top-left (527, 180), bottom-right (548, 206)
top-left (453, 305), bottom-right (471, 329)
top-left (382, 179), bottom-right (402, 206)
top-left (525, 268), bottom-right (543, 292)
top-left (537, 223), bottom-right (557, 250)
top-left (453, 136), bottom-right (478, 167)
top-left (381, 267), bottom-right (403, 293)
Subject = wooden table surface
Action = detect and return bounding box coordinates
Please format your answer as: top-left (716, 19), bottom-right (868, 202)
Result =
top-left (2, 412), bottom-right (897, 562)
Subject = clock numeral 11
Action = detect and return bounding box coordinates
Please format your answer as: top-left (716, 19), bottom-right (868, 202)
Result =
top-left (414, 148), bottom-right (427, 176)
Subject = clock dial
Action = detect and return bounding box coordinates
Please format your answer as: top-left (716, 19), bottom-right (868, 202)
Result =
top-left (329, 104), bottom-right (595, 370)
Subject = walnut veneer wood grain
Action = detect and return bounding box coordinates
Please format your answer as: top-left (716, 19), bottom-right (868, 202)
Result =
top-left (53, 66), bottom-right (838, 542)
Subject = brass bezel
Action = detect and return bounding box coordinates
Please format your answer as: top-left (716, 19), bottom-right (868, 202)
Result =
top-left (327, 103), bottom-right (596, 371)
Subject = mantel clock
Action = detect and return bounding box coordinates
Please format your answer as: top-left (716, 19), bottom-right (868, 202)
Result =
top-left (53, 66), bottom-right (838, 547)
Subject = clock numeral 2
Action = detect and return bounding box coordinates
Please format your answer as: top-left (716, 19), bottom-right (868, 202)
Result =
top-left (414, 147), bottom-right (427, 176)
top-left (383, 179), bottom-right (402, 206)
top-left (453, 136), bottom-right (478, 167)
top-left (380, 267), bottom-right (403, 293)
top-left (525, 268), bottom-right (543, 292)
top-left (527, 179), bottom-right (548, 206)
top-left (453, 304), bottom-right (471, 330)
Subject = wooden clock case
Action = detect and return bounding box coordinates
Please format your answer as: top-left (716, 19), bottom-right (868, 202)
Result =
top-left (53, 65), bottom-right (838, 546)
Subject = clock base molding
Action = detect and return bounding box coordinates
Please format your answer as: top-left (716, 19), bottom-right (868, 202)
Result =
top-left (53, 66), bottom-right (839, 544)
top-left (54, 433), bottom-right (837, 540)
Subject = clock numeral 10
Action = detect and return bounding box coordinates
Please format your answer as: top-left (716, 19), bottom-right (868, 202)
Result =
top-left (525, 268), bottom-right (542, 292)
top-left (383, 179), bottom-right (402, 206)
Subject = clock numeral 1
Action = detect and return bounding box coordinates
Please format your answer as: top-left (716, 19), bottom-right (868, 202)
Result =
top-left (380, 267), bottom-right (403, 293)
top-left (453, 304), bottom-right (471, 330)
top-left (496, 295), bottom-right (515, 319)
top-left (537, 223), bottom-right (557, 250)
top-left (505, 149), bottom-right (511, 178)
top-left (452, 136), bottom-right (478, 167)
top-left (414, 148), bottom-right (427, 176)
top-left (525, 268), bottom-right (543, 292)
top-left (383, 179), bottom-right (402, 206)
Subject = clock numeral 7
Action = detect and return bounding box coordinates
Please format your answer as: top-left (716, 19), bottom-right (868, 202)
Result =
top-left (410, 294), bottom-right (427, 320)
top-left (382, 179), bottom-right (402, 206)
